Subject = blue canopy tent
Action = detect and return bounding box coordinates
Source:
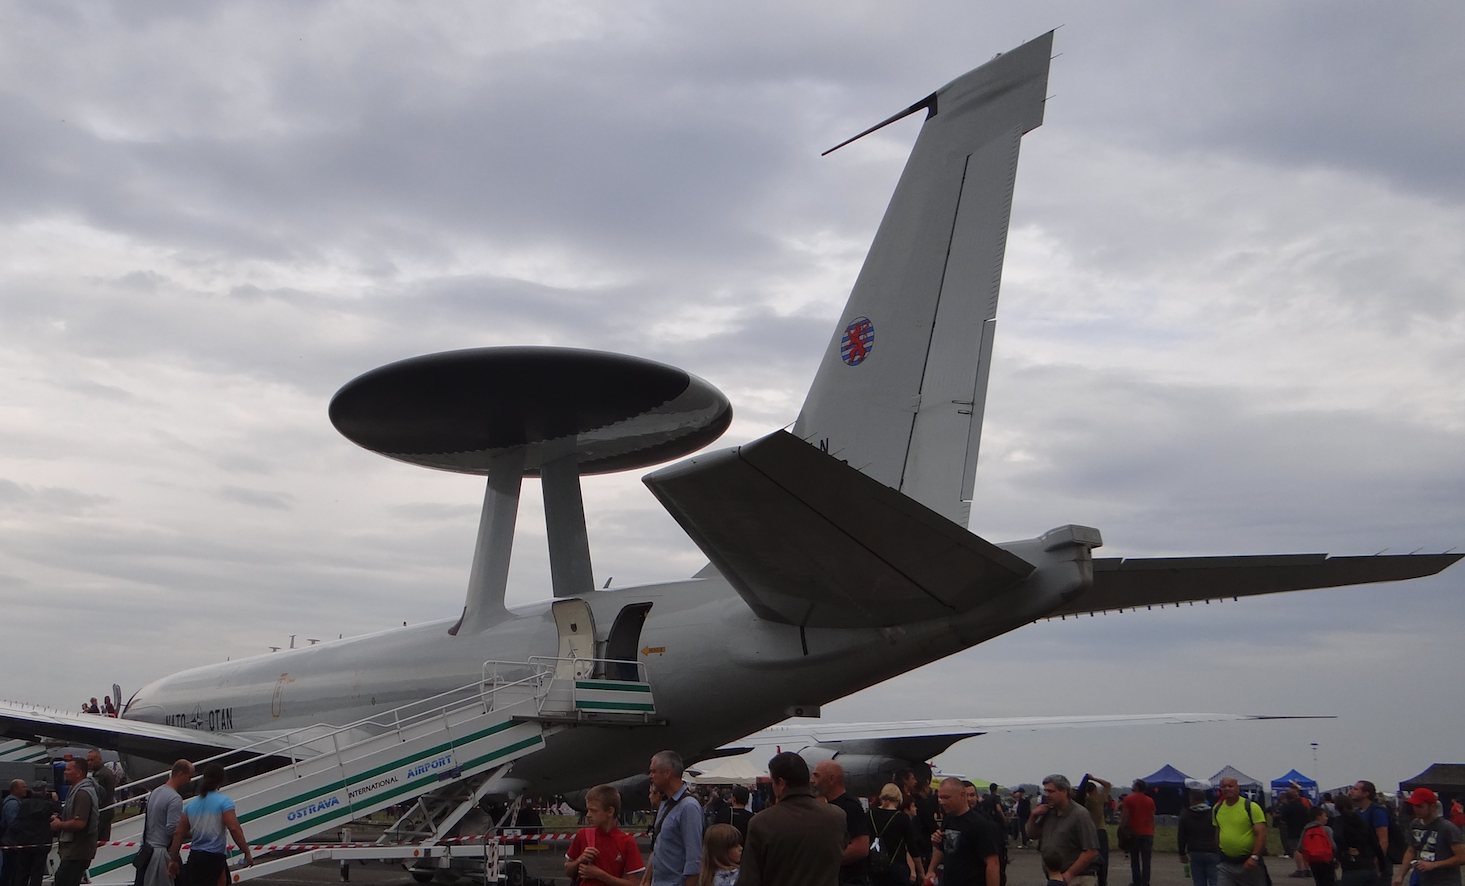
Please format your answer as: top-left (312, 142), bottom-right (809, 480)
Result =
top-left (1272, 769), bottom-right (1319, 802)
top-left (1137, 764), bottom-right (1193, 815)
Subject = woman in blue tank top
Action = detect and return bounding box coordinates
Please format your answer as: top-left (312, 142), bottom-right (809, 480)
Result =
top-left (168, 763), bottom-right (254, 886)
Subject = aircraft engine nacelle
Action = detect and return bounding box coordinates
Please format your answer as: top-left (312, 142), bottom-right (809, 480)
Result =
top-left (561, 774), bottom-right (653, 812)
top-left (798, 750), bottom-right (931, 800)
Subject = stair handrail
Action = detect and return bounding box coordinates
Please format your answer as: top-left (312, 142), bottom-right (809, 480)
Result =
top-left (525, 655), bottom-right (649, 683)
top-left (97, 659), bottom-right (557, 815)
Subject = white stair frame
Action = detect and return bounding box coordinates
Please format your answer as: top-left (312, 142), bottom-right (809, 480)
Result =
top-left (88, 657), bottom-right (655, 884)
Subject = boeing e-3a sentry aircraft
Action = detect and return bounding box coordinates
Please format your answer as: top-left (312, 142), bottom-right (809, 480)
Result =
top-left (2, 30), bottom-right (1459, 866)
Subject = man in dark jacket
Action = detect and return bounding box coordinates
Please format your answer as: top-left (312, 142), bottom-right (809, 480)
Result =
top-left (1178, 789), bottom-right (1222, 886)
top-left (739, 753), bottom-right (847, 886)
top-left (85, 750), bottom-right (117, 843)
top-left (1279, 789), bottom-right (1311, 877)
top-left (1014, 789), bottom-right (1033, 848)
top-left (2, 781), bottom-right (58, 886)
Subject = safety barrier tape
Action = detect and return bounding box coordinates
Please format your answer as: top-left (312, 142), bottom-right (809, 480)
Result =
top-left (1, 832), bottom-right (658, 855)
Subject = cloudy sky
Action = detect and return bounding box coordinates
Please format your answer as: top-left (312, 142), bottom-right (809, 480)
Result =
top-left (2, 2), bottom-right (1462, 792)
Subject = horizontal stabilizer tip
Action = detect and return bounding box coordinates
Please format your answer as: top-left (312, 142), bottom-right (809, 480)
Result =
top-left (1050, 552), bottom-right (1464, 618)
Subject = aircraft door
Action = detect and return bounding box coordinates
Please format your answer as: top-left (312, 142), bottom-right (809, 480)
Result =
top-left (551, 599), bottom-right (596, 680)
top-left (601, 603), bottom-right (653, 681)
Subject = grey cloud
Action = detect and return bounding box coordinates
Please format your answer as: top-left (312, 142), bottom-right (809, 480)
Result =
top-left (212, 453), bottom-right (274, 475)
top-left (970, 364), bottom-right (1465, 556)
top-left (115, 270), bottom-right (169, 293)
top-left (44, 378), bottom-right (136, 401)
top-left (0, 479), bottom-right (112, 514)
top-left (390, 502), bottom-right (482, 521)
top-left (216, 485), bottom-right (295, 511)
top-left (1039, 5), bottom-right (1465, 201)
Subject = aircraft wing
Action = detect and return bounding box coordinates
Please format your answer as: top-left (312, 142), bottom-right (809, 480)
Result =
top-left (729, 712), bottom-right (1330, 750)
top-left (0, 702), bottom-right (311, 763)
top-left (1049, 553), bottom-right (1464, 618)
top-left (644, 430), bottom-right (1036, 628)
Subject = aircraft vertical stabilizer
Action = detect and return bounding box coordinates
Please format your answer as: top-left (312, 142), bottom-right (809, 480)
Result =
top-left (794, 32), bottom-right (1053, 528)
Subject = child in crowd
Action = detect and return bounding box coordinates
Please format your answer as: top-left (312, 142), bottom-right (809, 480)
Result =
top-left (564, 784), bottom-right (646, 886)
top-left (1042, 849), bottom-right (1067, 886)
top-left (1298, 804), bottom-right (1338, 886)
top-left (699, 823), bottom-right (743, 886)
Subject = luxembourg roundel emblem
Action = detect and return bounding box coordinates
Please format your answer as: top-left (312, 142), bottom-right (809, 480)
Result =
top-left (840, 316), bottom-right (874, 365)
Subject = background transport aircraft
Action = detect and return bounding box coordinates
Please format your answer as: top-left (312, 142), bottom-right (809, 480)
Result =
top-left (1, 31), bottom-right (1458, 810)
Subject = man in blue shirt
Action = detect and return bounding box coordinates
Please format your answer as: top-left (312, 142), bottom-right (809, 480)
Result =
top-left (1352, 781), bottom-right (1392, 883)
top-left (647, 750), bottom-right (702, 886)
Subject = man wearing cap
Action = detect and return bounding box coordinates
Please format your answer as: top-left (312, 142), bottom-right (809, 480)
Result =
top-left (1395, 789), bottom-right (1464, 886)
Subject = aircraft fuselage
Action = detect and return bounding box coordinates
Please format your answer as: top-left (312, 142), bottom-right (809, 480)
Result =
top-left (124, 537), bottom-right (1089, 795)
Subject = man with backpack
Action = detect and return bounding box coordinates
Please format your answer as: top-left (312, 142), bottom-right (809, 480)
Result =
top-left (1214, 777), bottom-right (1268, 886)
top-left (715, 786), bottom-right (753, 842)
top-left (1352, 782), bottom-right (1394, 884)
top-left (2, 780), bottom-right (58, 886)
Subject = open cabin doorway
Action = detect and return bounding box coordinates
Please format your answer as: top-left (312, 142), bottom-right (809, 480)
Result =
top-left (601, 602), bottom-right (653, 680)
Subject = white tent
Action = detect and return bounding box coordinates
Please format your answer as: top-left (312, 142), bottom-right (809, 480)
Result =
top-left (1210, 765), bottom-right (1264, 790)
top-left (1210, 765), bottom-right (1267, 801)
top-left (690, 756), bottom-right (767, 785)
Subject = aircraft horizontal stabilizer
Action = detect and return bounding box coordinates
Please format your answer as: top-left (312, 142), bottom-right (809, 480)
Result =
top-left (1049, 553), bottom-right (1463, 618)
top-left (644, 430), bottom-right (1035, 628)
top-left (0, 702), bottom-right (306, 764)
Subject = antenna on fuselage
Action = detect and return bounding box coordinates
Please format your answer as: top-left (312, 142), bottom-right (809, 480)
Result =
top-left (327, 347), bottom-right (733, 635)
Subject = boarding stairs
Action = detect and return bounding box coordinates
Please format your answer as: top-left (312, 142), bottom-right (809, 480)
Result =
top-left (88, 657), bottom-right (657, 885)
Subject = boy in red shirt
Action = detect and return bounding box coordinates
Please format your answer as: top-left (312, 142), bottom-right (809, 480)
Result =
top-left (565, 784), bottom-right (646, 886)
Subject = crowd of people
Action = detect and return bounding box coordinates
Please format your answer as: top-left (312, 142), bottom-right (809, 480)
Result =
top-left (3, 745), bottom-right (1462, 886)
top-left (80, 697), bottom-right (119, 718)
top-left (0, 752), bottom-right (250, 886)
top-left (575, 756), bottom-right (1465, 886)
top-left (568, 754), bottom-right (1139, 886)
